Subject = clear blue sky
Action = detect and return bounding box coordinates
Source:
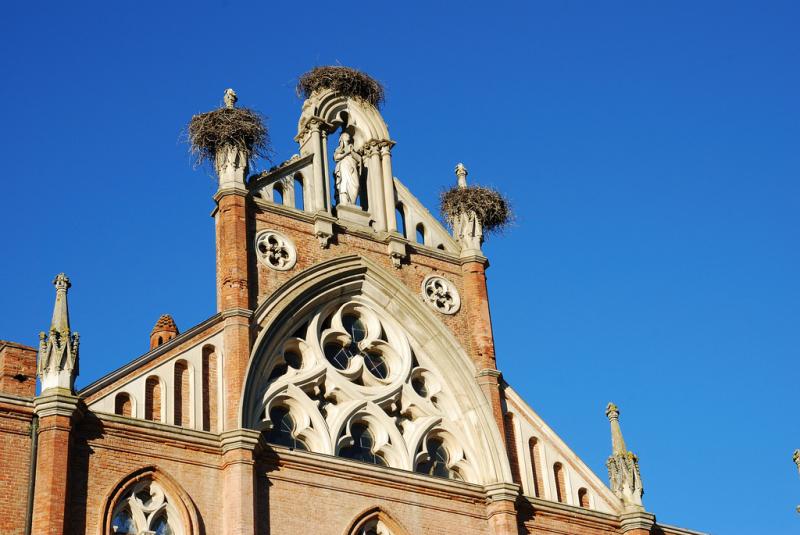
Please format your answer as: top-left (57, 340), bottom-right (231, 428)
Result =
top-left (1, 1), bottom-right (797, 533)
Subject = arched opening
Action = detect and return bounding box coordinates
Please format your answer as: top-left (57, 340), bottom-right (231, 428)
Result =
top-left (529, 437), bottom-right (544, 498)
top-left (102, 467), bottom-right (199, 535)
top-left (265, 405), bottom-right (307, 451)
top-left (293, 174), bottom-right (304, 211)
top-left (338, 422), bottom-right (386, 466)
top-left (578, 487), bottom-right (590, 508)
top-left (144, 376), bottom-right (161, 422)
top-left (395, 203), bottom-right (406, 238)
top-left (273, 183), bottom-right (284, 205)
top-left (553, 462), bottom-right (566, 503)
top-left (415, 223), bottom-right (425, 244)
top-left (503, 413), bottom-right (522, 484)
top-left (414, 436), bottom-right (463, 481)
top-left (346, 507), bottom-right (410, 535)
top-left (174, 360), bottom-right (190, 427)
top-left (157, 336), bottom-right (163, 346)
top-left (201, 345), bottom-right (217, 432)
top-left (114, 392), bottom-right (132, 417)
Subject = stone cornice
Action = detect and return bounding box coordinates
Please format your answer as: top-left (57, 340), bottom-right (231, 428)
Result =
top-left (619, 511), bottom-right (656, 532)
top-left (484, 482), bottom-right (520, 502)
top-left (252, 196), bottom-right (316, 223)
top-left (520, 495), bottom-right (619, 524)
top-left (459, 254), bottom-right (489, 267)
top-left (220, 308), bottom-right (254, 320)
top-left (220, 428), bottom-right (261, 453)
top-left (34, 390), bottom-right (82, 419)
top-left (476, 368), bottom-right (502, 379)
top-left (92, 411), bottom-right (222, 449)
top-left (264, 445), bottom-right (485, 500)
top-left (0, 392), bottom-right (35, 407)
top-left (213, 186), bottom-right (248, 204)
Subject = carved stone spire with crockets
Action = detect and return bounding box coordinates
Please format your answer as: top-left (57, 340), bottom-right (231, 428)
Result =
top-left (793, 449), bottom-right (800, 513)
top-left (37, 273), bottom-right (79, 393)
top-left (605, 402), bottom-right (644, 511)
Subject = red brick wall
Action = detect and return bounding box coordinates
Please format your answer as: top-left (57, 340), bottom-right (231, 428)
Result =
top-left (528, 437), bottom-right (545, 498)
top-left (0, 341), bottom-right (37, 398)
top-left (0, 400), bottom-right (33, 535)
top-left (144, 376), bottom-right (161, 422)
top-left (173, 360), bottom-right (190, 427)
top-left (202, 345), bottom-right (217, 432)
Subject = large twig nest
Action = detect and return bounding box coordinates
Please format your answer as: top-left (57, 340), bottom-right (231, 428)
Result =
top-left (440, 186), bottom-right (512, 234)
top-left (187, 107), bottom-right (270, 168)
top-left (297, 66), bottom-right (385, 107)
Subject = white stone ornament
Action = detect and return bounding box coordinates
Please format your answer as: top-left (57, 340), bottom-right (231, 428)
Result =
top-left (421, 275), bottom-right (460, 315)
top-left (255, 230), bottom-right (297, 271)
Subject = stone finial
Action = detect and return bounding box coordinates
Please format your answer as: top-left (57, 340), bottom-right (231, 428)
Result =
top-left (455, 163), bottom-right (468, 189)
top-left (37, 273), bottom-right (79, 393)
top-left (605, 402), bottom-right (644, 511)
top-left (224, 88), bottom-right (238, 109)
top-left (150, 314), bottom-right (179, 350)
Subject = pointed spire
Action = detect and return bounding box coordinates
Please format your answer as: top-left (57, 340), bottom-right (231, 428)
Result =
top-left (50, 273), bottom-right (71, 334)
top-left (605, 402), bottom-right (644, 512)
top-left (37, 274), bottom-right (79, 393)
top-left (606, 402), bottom-right (628, 455)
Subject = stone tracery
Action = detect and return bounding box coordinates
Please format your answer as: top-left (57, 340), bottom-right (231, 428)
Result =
top-left (421, 275), bottom-right (460, 315)
top-left (255, 299), bottom-right (477, 482)
top-left (109, 480), bottom-right (183, 535)
top-left (255, 230), bottom-right (297, 271)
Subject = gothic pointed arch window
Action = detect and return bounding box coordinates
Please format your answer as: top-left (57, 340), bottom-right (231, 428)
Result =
top-left (346, 507), bottom-right (410, 535)
top-left (245, 282), bottom-right (499, 485)
top-left (104, 468), bottom-right (198, 535)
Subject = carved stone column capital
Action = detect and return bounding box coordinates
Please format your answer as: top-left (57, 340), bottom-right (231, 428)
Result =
top-left (34, 389), bottom-right (82, 419)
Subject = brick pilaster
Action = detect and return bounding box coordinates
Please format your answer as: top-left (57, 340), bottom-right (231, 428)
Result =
top-left (31, 390), bottom-right (80, 535)
top-left (214, 189), bottom-right (253, 430)
top-left (485, 482), bottom-right (520, 535)
top-left (221, 429), bottom-right (260, 535)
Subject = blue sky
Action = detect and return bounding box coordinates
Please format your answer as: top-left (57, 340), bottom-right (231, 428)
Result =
top-left (1, 1), bottom-right (798, 533)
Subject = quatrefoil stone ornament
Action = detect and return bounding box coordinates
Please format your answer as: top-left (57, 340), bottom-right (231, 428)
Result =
top-left (255, 230), bottom-right (297, 271)
top-left (421, 275), bottom-right (461, 315)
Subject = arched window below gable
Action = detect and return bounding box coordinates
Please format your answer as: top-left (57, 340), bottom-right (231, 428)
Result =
top-left (578, 487), bottom-right (590, 508)
top-left (553, 462), bottom-right (566, 503)
top-left (114, 392), bottom-right (132, 417)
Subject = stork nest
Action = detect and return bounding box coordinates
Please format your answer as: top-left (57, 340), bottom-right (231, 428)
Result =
top-left (297, 66), bottom-right (385, 107)
top-left (440, 186), bottom-right (512, 234)
top-left (187, 107), bottom-right (270, 167)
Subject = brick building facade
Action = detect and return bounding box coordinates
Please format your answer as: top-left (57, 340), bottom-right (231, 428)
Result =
top-left (0, 82), bottom-right (705, 535)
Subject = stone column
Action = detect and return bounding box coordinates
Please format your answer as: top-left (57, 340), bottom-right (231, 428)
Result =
top-left (367, 143), bottom-right (387, 231)
top-left (380, 143), bottom-right (397, 232)
top-left (310, 120), bottom-right (326, 212)
top-left (31, 391), bottom-right (80, 535)
top-left (221, 429), bottom-right (261, 535)
top-left (485, 483), bottom-right (520, 535)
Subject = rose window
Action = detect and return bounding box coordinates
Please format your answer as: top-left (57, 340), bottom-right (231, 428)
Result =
top-left (256, 299), bottom-right (478, 482)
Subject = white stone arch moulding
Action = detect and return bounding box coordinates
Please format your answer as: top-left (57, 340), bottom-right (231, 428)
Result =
top-left (100, 466), bottom-right (199, 535)
top-left (344, 506), bottom-right (411, 535)
top-left (239, 254), bottom-right (514, 485)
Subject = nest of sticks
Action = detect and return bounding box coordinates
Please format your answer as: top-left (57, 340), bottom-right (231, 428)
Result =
top-left (187, 107), bottom-right (270, 168)
top-left (440, 186), bottom-right (512, 234)
top-left (297, 66), bottom-right (385, 107)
